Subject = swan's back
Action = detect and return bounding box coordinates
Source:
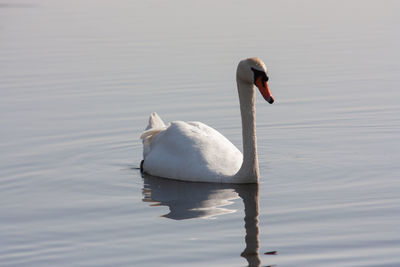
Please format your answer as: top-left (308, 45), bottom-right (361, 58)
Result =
top-left (141, 120), bottom-right (243, 182)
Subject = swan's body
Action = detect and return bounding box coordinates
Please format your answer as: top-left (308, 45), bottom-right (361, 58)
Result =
top-left (142, 116), bottom-right (243, 183)
top-left (140, 58), bottom-right (274, 184)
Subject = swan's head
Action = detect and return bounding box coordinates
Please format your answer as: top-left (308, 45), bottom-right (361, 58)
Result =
top-left (237, 57), bottom-right (274, 104)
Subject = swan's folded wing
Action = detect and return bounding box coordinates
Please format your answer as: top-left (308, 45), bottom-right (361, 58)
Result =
top-left (140, 128), bottom-right (164, 141)
top-left (142, 121), bottom-right (243, 182)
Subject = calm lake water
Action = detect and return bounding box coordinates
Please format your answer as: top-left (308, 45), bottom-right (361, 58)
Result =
top-left (1, 0), bottom-right (400, 266)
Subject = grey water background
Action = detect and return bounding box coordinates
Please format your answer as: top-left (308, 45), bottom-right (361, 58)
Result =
top-left (1, 0), bottom-right (400, 266)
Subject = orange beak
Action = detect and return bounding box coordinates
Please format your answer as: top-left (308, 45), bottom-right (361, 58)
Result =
top-left (255, 76), bottom-right (274, 104)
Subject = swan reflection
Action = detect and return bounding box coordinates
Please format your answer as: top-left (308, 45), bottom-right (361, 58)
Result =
top-left (141, 174), bottom-right (262, 266)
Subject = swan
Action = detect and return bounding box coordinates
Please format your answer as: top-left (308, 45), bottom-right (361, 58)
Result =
top-left (140, 57), bottom-right (274, 183)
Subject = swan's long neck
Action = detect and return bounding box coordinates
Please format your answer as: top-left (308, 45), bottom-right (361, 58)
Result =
top-left (232, 80), bottom-right (259, 183)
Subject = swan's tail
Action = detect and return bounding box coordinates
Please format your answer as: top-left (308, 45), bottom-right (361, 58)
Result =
top-left (140, 112), bottom-right (166, 159)
top-left (145, 112), bottom-right (165, 130)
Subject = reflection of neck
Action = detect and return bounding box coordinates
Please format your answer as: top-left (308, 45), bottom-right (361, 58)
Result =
top-left (238, 184), bottom-right (260, 267)
top-left (233, 80), bottom-right (259, 183)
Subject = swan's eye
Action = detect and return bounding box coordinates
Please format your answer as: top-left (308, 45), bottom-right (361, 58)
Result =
top-left (251, 67), bottom-right (268, 84)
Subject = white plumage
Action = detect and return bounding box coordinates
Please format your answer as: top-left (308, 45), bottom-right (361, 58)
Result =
top-left (140, 58), bottom-right (274, 183)
top-left (141, 114), bottom-right (242, 182)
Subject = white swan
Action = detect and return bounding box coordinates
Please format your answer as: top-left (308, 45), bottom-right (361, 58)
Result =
top-left (140, 58), bottom-right (274, 183)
